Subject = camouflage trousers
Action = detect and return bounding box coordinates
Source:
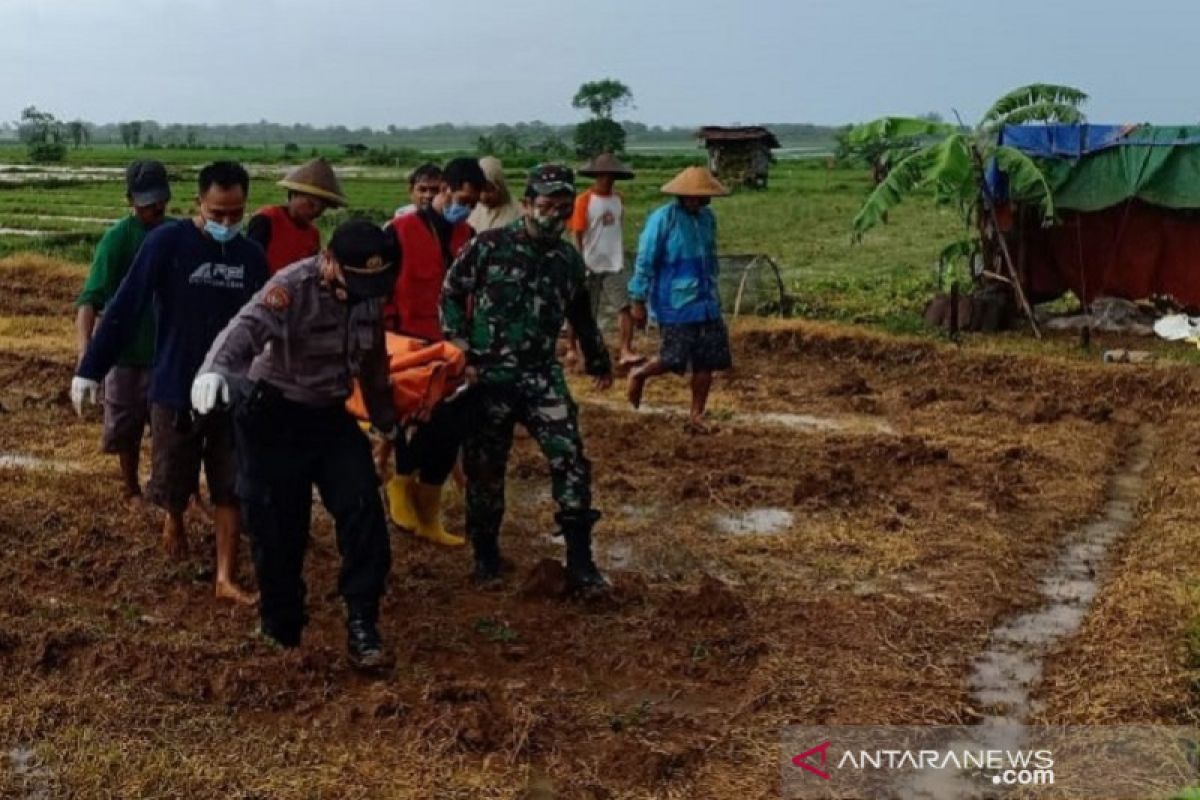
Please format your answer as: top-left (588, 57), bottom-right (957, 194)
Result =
top-left (463, 367), bottom-right (593, 541)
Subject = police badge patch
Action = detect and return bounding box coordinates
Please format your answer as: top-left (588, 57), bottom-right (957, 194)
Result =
top-left (262, 285), bottom-right (291, 311)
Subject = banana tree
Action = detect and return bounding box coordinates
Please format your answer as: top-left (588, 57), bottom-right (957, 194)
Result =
top-left (849, 84), bottom-right (1089, 336)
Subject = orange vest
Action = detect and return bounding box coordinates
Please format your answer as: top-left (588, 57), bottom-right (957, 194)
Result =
top-left (345, 333), bottom-right (468, 423)
top-left (256, 205), bottom-right (320, 275)
top-left (384, 212), bottom-right (472, 341)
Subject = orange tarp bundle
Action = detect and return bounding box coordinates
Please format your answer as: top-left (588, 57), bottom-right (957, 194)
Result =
top-left (345, 333), bottom-right (467, 423)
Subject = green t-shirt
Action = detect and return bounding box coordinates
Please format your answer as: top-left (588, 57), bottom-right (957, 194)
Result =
top-left (76, 215), bottom-right (161, 367)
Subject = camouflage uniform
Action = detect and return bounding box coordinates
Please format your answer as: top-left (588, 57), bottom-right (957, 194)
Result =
top-left (442, 208), bottom-right (611, 580)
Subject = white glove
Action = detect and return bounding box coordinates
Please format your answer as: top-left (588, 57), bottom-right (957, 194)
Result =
top-left (190, 373), bottom-right (230, 415)
top-left (70, 376), bottom-right (100, 416)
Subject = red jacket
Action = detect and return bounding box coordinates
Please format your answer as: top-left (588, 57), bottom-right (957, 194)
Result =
top-left (255, 205), bottom-right (320, 275)
top-left (384, 212), bottom-right (472, 341)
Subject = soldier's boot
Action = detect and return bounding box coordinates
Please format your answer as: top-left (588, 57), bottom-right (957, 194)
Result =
top-left (559, 509), bottom-right (608, 595)
top-left (471, 523), bottom-right (503, 585)
top-left (385, 473), bottom-right (418, 530)
top-left (346, 601), bottom-right (393, 671)
top-left (411, 482), bottom-right (466, 547)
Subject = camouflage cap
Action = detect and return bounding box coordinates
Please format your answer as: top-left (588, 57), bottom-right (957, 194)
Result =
top-left (526, 164), bottom-right (575, 197)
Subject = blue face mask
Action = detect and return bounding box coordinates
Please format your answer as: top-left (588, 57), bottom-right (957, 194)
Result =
top-left (441, 202), bottom-right (471, 225)
top-left (204, 219), bottom-right (241, 243)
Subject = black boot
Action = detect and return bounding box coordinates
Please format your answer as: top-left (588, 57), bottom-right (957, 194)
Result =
top-left (560, 509), bottom-right (608, 595)
top-left (259, 609), bottom-right (305, 648)
top-left (259, 623), bottom-right (301, 649)
top-left (346, 603), bottom-right (391, 670)
top-left (471, 525), bottom-right (503, 585)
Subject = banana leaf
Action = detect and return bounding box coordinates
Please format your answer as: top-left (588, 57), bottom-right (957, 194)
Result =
top-left (980, 84), bottom-right (1088, 130)
top-left (847, 117), bottom-right (955, 146)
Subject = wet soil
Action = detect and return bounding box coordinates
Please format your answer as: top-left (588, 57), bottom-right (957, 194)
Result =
top-left (1, 263), bottom-right (1198, 797)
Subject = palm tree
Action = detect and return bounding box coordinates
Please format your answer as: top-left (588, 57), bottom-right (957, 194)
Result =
top-left (849, 84), bottom-right (1089, 335)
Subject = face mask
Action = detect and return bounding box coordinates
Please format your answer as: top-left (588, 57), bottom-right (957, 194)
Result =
top-left (204, 218), bottom-right (241, 243)
top-left (442, 202), bottom-right (471, 224)
top-left (530, 211), bottom-right (566, 239)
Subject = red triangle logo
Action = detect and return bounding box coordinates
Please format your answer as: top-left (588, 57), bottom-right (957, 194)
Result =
top-left (791, 741), bottom-right (832, 781)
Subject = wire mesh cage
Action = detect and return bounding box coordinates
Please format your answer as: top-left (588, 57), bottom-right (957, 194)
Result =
top-left (591, 251), bottom-right (789, 326)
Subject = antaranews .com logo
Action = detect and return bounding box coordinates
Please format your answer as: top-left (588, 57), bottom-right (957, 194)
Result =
top-left (780, 725), bottom-right (1198, 799)
top-left (791, 739), bottom-right (1054, 787)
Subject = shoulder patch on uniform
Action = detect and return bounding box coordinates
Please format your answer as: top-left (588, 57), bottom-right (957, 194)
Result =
top-left (262, 285), bottom-right (291, 311)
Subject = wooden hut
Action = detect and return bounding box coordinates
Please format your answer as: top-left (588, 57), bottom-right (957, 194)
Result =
top-left (696, 126), bottom-right (780, 189)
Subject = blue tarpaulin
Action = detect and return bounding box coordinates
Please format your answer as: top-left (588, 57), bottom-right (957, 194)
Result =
top-left (987, 124), bottom-right (1200, 210)
top-left (997, 124), bottom-right (1134, 158)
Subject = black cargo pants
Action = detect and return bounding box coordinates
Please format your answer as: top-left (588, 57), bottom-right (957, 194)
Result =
top-left (233, 382), bottom-right (390, 643)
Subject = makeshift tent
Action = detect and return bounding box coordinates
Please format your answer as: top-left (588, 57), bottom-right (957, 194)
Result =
top-left (987, 124), bottom-right (1200, 307)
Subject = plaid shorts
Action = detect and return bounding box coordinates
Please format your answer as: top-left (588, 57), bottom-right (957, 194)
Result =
top-left (660, 319), bottom-right (733, 374)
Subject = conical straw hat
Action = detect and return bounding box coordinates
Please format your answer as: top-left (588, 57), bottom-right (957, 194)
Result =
top-left (277, 157), bottom-right (348, 207)
top-left (579, 153), bottom-right (635, 179)
top-left (660, 166), bottom-right (729, 197)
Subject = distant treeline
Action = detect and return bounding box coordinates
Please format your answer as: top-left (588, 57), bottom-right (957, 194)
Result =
top-left (0, 118), bottom-right (839, 150)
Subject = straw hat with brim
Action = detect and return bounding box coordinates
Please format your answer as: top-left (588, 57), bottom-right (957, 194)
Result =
top-left (579, 153), bottom-right (635, 179)
top-left (278, 157), bottom-right (348, 207)
top-left (660, 166), bottom-right (730, 197)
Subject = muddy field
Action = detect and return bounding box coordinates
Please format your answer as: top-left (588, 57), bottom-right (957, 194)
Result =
top-left (2, 255), bottom-right (1200, 798)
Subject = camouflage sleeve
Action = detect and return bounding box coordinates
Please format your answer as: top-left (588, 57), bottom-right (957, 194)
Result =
top-left (200, 276), bottom-right (291, 379)
top-left (441, 235), bottom-right (481, 353)
top-left (565, 257), bottom-right (611, 376)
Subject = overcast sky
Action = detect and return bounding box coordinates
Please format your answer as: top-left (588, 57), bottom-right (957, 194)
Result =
top-left (2, 0), bottom-right (1196, 129)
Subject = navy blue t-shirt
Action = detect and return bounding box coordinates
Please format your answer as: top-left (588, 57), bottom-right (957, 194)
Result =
top-left (79, 219), bottom-right (268, 410)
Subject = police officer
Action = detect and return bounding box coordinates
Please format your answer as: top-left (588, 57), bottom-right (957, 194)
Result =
top-left (191, 219), bottom-right (399, 669)
top-left (442, 164), bottom-right (614, 593)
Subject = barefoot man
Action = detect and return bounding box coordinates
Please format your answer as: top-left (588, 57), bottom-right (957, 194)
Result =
top-left (567, 152), bottom-right (643, 369)
top-left (72, 161), bottom-right (266, 604)
top-left (626, 166), bottom-right (732, 431)
top-left (74, 160), bottom-right (171, 503)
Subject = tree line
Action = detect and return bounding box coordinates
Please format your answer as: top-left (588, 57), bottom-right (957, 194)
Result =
top-left (5, 80), bottom-right (842, 163)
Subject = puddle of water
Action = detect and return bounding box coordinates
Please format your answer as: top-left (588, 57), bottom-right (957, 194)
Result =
top-left (597, 540), bottom-right (637, 570)
top-left (7, 745), bottom-right (53, 799)
top-left (584, 397), bottom-right (895, 434)
top-left (0, 453), bottom-right (77, 472)
top-left (22, 214), bottom-right (118, 225)
top-left (713, 507), bottom-right (794, 536)
top-left (0, 228), bottom-right (53, 237)
top-left (754, 410), bottom-right (895, 434)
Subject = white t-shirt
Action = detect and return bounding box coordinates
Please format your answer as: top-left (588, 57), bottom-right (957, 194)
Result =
top-left (571, 190), bottom-right (624, 274)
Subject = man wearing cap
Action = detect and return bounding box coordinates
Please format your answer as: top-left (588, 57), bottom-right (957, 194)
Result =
top-left (380, 157), bottom-right (485, 546)
top-left (74, 160), bottom-right (171, 502)
top-left (626, 166), bottom-right (732, 432)
top-left (567, 153), bottom-right (643, 368)
top-left (442, 164), bottom-right (614, 592)
top-left (71, 161), bottom-right (267, 605)
top-left (247, 157), bottom-right (347, 275)
top-left (191, 219), bottom-right (398, 669)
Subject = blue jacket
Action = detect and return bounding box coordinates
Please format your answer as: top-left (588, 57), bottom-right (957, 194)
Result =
top-left (628, 201), bottom-right (721, 325)
top-left (78, 219), bottom-right (268, 410)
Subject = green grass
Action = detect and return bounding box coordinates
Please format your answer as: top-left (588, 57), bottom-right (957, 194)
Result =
top-left (0, 156), bottom-right (981, 332)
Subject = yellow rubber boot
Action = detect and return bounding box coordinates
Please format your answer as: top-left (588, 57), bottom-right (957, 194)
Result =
top-left (411, 482), bottom-right (466, 547)
top-left (385, 474), bottom-right (418, 530)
